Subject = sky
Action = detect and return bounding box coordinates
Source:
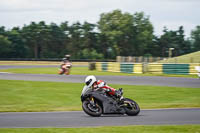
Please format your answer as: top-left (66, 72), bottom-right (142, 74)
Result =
top-left (0, 0), bottom-right (199, 37)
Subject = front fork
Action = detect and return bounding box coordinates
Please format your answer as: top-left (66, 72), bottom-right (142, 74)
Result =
top-left (89, 97), bottom-right (95, 106)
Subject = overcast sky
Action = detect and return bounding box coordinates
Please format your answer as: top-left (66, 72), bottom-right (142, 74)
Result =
top-left (0, 0), bottom-right (199, 37)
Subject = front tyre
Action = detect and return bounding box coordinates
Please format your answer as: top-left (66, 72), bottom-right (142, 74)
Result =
top-left (123, 98), bottom-right (140, 116)
top-left (82, 100), bottom-right (102, 117)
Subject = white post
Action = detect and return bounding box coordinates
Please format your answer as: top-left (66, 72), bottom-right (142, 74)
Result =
top-left (195, 66), bottom-right (200, 79)
top-left (168, 48), bottom-right (174, 58)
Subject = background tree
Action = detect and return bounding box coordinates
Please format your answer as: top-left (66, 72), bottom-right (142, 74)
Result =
top-left (22, 22), bottom-right (41, 58)
top-left (0, 35), bottom-right (11, 57)
top-left (0, 9), bottom-right (197, 60)
top-left (191, 25), bottom-right (200, 51)
top-left (47, 22), bottom-right (66, 58)
top-left (158, 26), bottom-right (191, 57)
top-left (79, 22), bottom-right (103, 59)
top-left (98, 10), bottom-right (154, 57)
top-left (60, 21), bottom-right (71, 57)
top-left (98, 10), bottom-right (134, 57)
top-left (0, 26), bottom-right (6, 36)
top-left (132, 12), bottom-right (154, 56)
top-left (67, 22), bottom-right (84, 59)
top-left (6, 27), bottom-right (28, 58)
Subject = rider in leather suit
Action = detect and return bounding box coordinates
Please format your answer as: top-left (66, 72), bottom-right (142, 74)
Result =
top-left (85, 75), bottom-right (123, 99)
top-left (59, 55), bottom-right (72, 75)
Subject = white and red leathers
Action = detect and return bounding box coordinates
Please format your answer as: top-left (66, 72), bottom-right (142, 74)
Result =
top-left (94, 80), bottom-right (116, 96)
top-left (61, 61), bottom-right (72, 69)
top-left (59, 60), bottom-right (72, 75)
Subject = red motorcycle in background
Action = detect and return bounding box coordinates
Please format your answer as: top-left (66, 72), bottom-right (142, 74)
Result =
top-left (58, 62), bottom-right (72, 75)
top-left (58, 55), bottom-right (72, 75)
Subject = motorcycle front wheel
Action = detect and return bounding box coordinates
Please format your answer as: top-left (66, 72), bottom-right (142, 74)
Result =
top-left (82, 100), bottom-right (102, 117)
top-left (123, 98), bottom-right (140, 116)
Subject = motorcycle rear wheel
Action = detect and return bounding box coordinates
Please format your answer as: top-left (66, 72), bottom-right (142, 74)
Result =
top-left (82, 100), bottom-right (102, 117)
top-left (123, 98), bottom-right (140, 116)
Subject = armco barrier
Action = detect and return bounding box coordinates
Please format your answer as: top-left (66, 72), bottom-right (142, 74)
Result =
top-left (120, 63), bottom-right (133, 73)
top-left (189, 63), bottom-right (200, 74)
top-left (147, 63), bottom-right (163, 74)
top-left (133, 64), bottom-right (143, 74)
top-left (96, 62), bottom-right (200, 75)
top-left (108, 62), bottom-right (120, 72)
top-left (163, 64), bottom-right (189, 75)
top-left (148, 63), bottom-right (199, 75)
top-left (96, 62), bottom-right (143, 74)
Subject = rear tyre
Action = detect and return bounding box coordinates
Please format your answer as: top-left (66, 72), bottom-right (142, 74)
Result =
top-left (65, 69), bottom-right (70, 75)
top-left (82, 100), bottom-right (102, 117)
top-left (123, 98), bottom-right (140, 116)
top-left (58, 68), bottom-right (65, 75)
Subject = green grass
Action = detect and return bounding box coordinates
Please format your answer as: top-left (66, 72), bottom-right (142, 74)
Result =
top-left (0, 67), bottom-right (198, 78)
top-left (0, 79), bottom-right (200, 112)
top-left (158, 51), bottom-right (200, 63)
top-left (0, 125), bottom-right (200, 133)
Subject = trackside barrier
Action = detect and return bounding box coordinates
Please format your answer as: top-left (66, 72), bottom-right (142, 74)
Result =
top-left (148, 63), bottom-right (200, 75)
top-left (96, 62), bottom-right (143, 74)
top-left (147, 63), bottom-right (163, 74)
top-left (190, 64), bottom-right (200, 74)
top-left (163, 64), bottom-right (189, 75)
top-left (95, 62), bottom-right (200, 75)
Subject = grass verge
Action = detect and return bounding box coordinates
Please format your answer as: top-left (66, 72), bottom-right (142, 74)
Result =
top-left (158, 51), bottom-right (200, 63)
top-left (0, 125), bottom-right (200, 133)
top-left (0, 79), bottom-right (200, 112)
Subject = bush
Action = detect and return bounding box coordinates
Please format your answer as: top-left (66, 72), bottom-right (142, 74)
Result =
top-left (89, 62), bottom-right (96, 70)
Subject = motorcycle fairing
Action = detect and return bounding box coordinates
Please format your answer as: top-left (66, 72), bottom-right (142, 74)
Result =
top-left (82, 90), bottom-right (125, 114)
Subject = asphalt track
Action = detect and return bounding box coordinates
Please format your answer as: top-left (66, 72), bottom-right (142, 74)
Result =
top-left (0, 109), bottom-right (200, 128)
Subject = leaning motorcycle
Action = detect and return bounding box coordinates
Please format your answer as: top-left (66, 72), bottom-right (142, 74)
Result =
top-left (58, 62), bottom-right (72, 75)
top-left (81, 86), bottom-right (140, 117)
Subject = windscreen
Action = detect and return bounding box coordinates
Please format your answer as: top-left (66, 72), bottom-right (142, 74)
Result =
top-left (81, 85), bottom-right (91, 95)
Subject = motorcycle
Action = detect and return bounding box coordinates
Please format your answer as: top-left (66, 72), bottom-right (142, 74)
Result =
top-left (81, 86), bottom-right (140, 117)
top-left (58, 62), bottom-right (72, 75)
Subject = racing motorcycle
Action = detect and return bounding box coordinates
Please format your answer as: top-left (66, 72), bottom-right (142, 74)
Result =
top-left (58, 62), bottom-right (72, 75)
top-left (81, 86), bottom-right (140, 117)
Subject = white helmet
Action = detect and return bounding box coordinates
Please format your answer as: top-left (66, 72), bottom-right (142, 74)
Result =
top-left (85, 75), bottom-right (97, 88)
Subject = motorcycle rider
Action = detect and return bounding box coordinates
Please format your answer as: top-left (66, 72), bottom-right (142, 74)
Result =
top-left (85, 75), bottom-right (123, 99)
top-left (59, 55), bottom-right (72, 75)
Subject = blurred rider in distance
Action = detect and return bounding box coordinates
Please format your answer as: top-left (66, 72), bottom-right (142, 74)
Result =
top-left (59, 54), bottom-right (72, 75)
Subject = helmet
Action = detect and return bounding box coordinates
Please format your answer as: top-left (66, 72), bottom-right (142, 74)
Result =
top-left (65, 54), bottom-right (71, 60)
top-left (65, 54), bottom-right (71, 58)
top-left (85, 75), bottom-right (97, 88)
top-left (62, 58), bottom-right (67, 61)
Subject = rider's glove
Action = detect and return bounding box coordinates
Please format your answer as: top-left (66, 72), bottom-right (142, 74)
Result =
top-left (119, 88), bottom-right (123, 95)
top-left (105, 88), bottom-right (112, 93)
top-left (115, 88), bottom-right (123, 98)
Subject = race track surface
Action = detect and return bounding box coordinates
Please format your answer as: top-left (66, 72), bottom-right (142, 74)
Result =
top-left (0, 108), bottom-right (200, 128)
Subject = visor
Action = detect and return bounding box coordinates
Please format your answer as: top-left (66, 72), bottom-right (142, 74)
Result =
top-left (86, 79), bottom-right (92, 86)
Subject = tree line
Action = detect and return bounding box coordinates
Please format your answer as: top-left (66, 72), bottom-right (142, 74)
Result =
top-left (0, 10), bottom-right (200, 60)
